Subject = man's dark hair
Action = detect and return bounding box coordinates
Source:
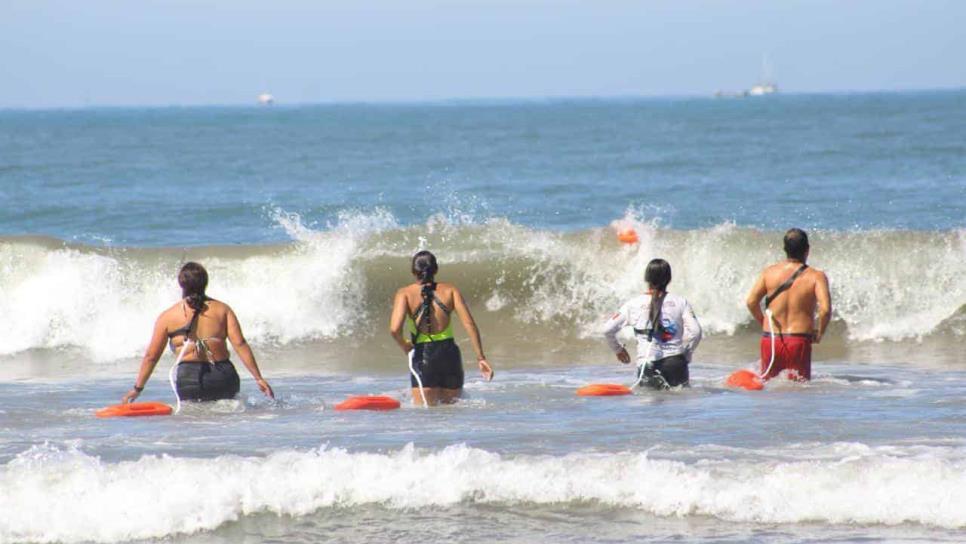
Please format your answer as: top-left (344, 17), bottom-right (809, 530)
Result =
top-left (783, 228), bottom-right (810, 261)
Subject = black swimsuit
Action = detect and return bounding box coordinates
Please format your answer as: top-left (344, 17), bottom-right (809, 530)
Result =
top-left (409, 288), bottom-right (464, 390)
top-left (411, 339), bottom-right (464, 389)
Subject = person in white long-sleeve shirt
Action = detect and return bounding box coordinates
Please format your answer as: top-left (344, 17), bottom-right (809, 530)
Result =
top-left (602, 259), bottom-right (702, 389)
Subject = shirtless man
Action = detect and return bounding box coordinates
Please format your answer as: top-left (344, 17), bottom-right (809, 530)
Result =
top-left (745, 228), bottom-right (831, 380)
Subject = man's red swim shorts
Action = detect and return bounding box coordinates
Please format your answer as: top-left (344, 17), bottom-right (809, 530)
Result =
top-left (760, 333), bottom-right (812, 381)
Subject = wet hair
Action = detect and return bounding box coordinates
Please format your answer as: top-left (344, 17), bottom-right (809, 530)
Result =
top-left (644, 259), bottom-right (671, 341)
top-left (644, 258), bottom-right (672, 293)
top-left (178, 262), bottom-right (209, 311)
top-left (411, 251), bottom-right (439, 333)
top-left (783, 228), bottom-right (810, 261)
top-left (411, 251), bottom-right (438, 285)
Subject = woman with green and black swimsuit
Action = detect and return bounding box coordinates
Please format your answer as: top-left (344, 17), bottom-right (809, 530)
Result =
top-left (390, 251), bottom-right (494, 406)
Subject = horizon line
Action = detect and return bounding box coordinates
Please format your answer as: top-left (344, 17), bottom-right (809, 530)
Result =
top-left (1, 85), bottom-right (964, 113)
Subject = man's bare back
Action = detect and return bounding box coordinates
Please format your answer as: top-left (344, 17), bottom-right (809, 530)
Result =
top-left (745, 229), bottom-right (832, 381)
top-left (747, 261), bottom-right (831, 340)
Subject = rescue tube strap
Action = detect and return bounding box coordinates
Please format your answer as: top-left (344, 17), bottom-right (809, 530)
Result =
top-left (764, 264), bottom-right (808, 308)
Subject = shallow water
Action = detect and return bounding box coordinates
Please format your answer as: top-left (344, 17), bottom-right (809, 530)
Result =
top-left (2, 363), bottom-right (965, 543)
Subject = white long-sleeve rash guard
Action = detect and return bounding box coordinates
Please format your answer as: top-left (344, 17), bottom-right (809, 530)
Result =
top-left (602, 292), bottom-right (703, 365)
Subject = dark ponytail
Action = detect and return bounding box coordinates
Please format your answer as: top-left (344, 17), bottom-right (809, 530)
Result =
top-left (411, 251), bottom-right (439, 333)
top-left (644, 259), bottom-right (671, 342)
top-left (178, 262), bottom-right (209, 312)
top-left (644, 259), bottom-right (671, 294)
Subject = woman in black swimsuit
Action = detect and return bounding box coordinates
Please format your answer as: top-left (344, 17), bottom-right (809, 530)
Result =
top-left (121, 262), bottom-right (273, 404)
top-left (390, 251), bottom-right (493, 405)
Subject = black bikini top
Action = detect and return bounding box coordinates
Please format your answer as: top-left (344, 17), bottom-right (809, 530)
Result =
top-left (167, 297), bottom-right (208, 340)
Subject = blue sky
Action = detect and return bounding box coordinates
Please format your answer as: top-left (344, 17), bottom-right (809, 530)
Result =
top-left (1, 0), bottom-right (963, 108)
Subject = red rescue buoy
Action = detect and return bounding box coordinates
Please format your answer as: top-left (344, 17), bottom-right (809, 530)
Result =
top-left (576, 383), bottom-right (633, 397)
top-left (725, 369), bottom-right (764, 391)
top-left (96, 401), bottom-right (173, 418)
top-left (335, 395), bottom-right (401, 411)
top-left (616, 229), bottom-right (639, 244)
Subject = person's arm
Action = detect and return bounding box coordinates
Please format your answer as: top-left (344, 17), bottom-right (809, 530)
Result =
top-left (121, 315), bottom-right (169, 403)
top-left (227, 306), bottom-right (274, 398)
top-left (813, 271), bottom-right (832, 344)
top-left (681, 301), bottom-right (702, 360)
top-left (389, 289), bottom-right (414, 355)
top-left (602, 304), bottom-right (631, 364)
top-left (452, 287), bottom-right (493, 381)
top-left (745, 271), bottom-right (767, 326)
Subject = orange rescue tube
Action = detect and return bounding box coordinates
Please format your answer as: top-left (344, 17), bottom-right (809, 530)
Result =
top-left (96, 401), bottom-right (173, 418)
top-left (725, 369), bottom-right (764, 391)
top-left (576, 383), bottom-right (633, 397)
top-left (616, 228), bottom-right (639, 244)
top-left (335, 395), bottom-right (401, 411)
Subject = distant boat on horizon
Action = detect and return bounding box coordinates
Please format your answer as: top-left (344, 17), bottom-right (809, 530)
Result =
top-left (257, 93), bottom-right (275, 105)
top-left (748, 55), bottom-right (778, 95)
top-left (714, 55), bottom-right (778, 98)
top-left (747, 82), bottom-right (778, 96)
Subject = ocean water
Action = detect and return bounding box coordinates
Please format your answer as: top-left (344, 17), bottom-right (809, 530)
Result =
top-left (1, 91), bottom-right (965, 543)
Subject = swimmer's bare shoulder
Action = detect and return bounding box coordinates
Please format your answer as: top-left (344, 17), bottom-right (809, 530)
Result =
top-left (156, 301), bottom-right (184, 331)
top-left (204, 298), bottom-right (229, 315)
top-left (806, 265), bottom-right (827, 281)
top-left (805, 266), bottom-right (830, 301)
top-left (434, 282), bottom-right (458, 305)
top-left (761, 261), bottom-right (824, 289)
top-left (393, 284), bottom-right (417, 308)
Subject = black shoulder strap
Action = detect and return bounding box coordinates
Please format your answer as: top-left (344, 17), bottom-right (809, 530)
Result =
top-left (168, 309), bottom-right (201, 339)
top-left (168, 297), bottom-right (207, 339)
top-left (764, 264), bottom-right (808, 308)
top-left (433, 294), bottom-right (451, 315)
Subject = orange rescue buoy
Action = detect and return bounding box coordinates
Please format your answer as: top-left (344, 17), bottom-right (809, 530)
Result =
top-left (335, 395), bottom-right (401, 411)
top-left (725, 369), bottom-right (764, 391)
top-left (96, 401), bottom-right (173, 418)
top-left (576, 383), bottom-right (633, 397)
top-left (616, 228), bottom-right (639, 244)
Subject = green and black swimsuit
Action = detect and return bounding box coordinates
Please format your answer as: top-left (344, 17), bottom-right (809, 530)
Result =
top-left (409, 291), bottom-right (464, 389)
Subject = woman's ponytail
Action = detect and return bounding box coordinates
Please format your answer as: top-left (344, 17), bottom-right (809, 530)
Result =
top-left (412, 251), bottom-right (439, 333)
top-left (644, 258), bottom-right (671, 342)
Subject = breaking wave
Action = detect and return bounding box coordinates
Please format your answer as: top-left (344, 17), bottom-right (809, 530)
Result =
top-left (1, 210), bottom-right (964, 362)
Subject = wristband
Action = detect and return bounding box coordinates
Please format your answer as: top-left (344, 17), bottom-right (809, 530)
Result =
top-left (133, 385), bottom-right (144, 392)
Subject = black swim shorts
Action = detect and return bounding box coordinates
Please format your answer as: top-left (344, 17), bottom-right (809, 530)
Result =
top-left (176, 360), bottom-right (241, 401)
top-left (411, 338), bottom-right (464, 389)
top-left (641, 354), bottom-right (689, 390)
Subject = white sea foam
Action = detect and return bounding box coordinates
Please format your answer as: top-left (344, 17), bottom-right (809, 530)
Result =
top-left (1, 212), bottom-right (964, 361)
top-left (1, 442), bottom-right (964, 543)
top-left (0, 210), bottom-right (392, 361)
